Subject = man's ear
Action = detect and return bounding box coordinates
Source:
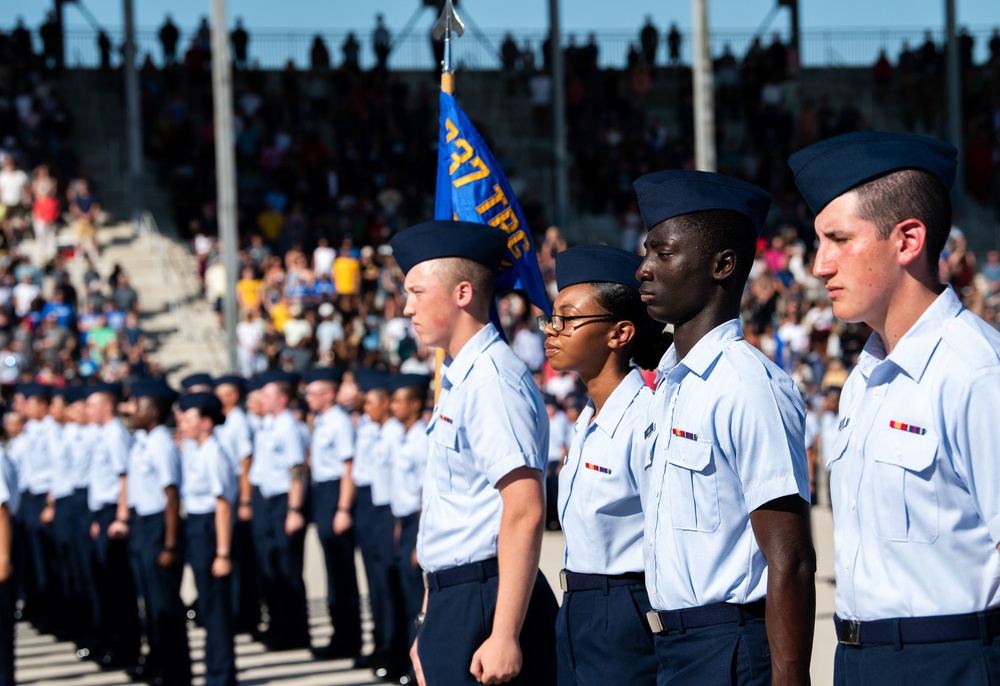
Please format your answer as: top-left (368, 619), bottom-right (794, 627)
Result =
top-left (894, 218), bottom-right (928, 270)
top-left (454, 279), bottom-right (474, 308)
top-left (713, 248), bottom-right (738, 282)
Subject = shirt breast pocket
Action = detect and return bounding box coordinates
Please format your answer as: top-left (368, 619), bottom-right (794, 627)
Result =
top-left (871, 429), bottom-right (938, 543)
top-left (431, 421), bottom-right (468, 494)
top-left (665, 439), bottom-right (719, 533)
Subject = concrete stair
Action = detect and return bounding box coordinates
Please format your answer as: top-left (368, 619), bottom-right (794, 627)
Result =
top-left (58, 71), bottom-right (228, 381)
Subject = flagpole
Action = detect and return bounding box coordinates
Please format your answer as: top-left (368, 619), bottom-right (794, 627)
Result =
top-left (433, 0), bottom-right (465, 401)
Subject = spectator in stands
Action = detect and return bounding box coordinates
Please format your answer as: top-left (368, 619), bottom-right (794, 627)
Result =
top-left (639, 16), bottom-right (659, 67)
top-left (332, 237), bottom-right (360, 297)
top-left (310, 35), bottom-right (331, 71)
top-left (112, 273), bottom-right (139, 313)
top-left (231, 18), bottom-right (249, 69)
top-left (0, 156), bottom-right (29, 245)
top-left (97, 30), bottom-right (112, 72)
top-left (373, 15), bottom-right (391, 72)
top-left (501, 33), bottom-right (520, 94)
top-left (667, 23), bottom-right (682, 66)
top-left (68, 179), bottom-right (100, 261)
top-left (159, 15), bottom-right (180, 66)
top-left (342, 32), bottom-right (360, 72)
top-left (30, 178), bottom-right (59, 266)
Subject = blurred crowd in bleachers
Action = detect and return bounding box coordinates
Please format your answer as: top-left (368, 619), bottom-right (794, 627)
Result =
top-left (0, 27), bottom-right (156, 390)
top-left (4, 14), bottom-right (1000, 418)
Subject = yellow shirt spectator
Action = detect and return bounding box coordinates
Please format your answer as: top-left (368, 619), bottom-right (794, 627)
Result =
top-left (333, 254), bottom-right (360, 295)
top-left (236, 275), bottom-right (263, 312)
top-left (269, 299), bottom-right (290, 333)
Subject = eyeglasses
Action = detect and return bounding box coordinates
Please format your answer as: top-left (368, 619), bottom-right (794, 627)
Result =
top-left (536, 314), bottom-right (617, 334)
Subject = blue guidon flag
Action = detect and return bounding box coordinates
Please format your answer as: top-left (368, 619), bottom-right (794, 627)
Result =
top-left (435, 91), bottom-right (552, 316)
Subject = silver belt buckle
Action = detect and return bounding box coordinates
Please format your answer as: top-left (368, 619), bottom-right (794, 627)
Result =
top-left (841, 619), bottom-right (862, 646)
top-left (422, 571), bottom-right (431, 590)
top-left (646, 610), bottom-right (666, 634)
top-left (559, 570), bottom-right (568, 593)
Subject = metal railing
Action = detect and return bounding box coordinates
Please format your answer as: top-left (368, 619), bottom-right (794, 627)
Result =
top-left (62, 25), bottom-right (998, 72)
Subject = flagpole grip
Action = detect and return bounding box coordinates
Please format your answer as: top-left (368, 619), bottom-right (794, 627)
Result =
top-left (441, 73), bottom-right (455, 96)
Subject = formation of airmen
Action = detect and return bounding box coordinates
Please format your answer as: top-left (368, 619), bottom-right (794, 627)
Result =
top-left (0, 130), bottom-right (998, 686)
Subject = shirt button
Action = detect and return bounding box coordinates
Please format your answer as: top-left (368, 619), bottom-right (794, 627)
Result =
top-left (873, 388), bottom-right (881, 397)
top-left (844, 561), bottom-right (851, 570)
top-left (650, 585), bottom-right (656, 594)
top-left (850, 500), bottom-right (856, 512)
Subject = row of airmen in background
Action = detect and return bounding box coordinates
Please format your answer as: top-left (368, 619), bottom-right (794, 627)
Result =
top-left (0, 365), bottom-right (438, 686)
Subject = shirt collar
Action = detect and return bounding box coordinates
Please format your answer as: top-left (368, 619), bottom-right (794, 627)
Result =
top-left (658, 319), bottom-right (743, 379)
top-left (587, 368), bottom-right (646, 438)
top-left (441, 323), bottom-right (500, 390)
top-left (857, 287), bottom-right (962, 383)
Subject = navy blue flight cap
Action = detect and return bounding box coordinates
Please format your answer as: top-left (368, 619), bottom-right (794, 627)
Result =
top-left (257, 370), bottom-right (300, 388)
top-left (788, 131), bottom-right (958, 215)
top-left (303, 367), bottom-right (345, 385)
top-left (181, 372), bottom-right (214, 390)
top-left (389, 373), bottom-right (432, 393)
top-left (388, 220), bottom-right (508, 274)
top-left (354, 368), bottom-right (390, 393)
top-left (213, 375), bottom-right (246, 392)
top-left (633, 170), bottom-right (772, 237)
top-left (16, 383), bottom-right (51, 401)
top-left (130, 379), bottom-right (178, 403)
top-left (555, 245), bottom-right (643, 291)
top-left (84, 382), bottom-right (123, 400)
top-left (178, 392), bottom-right (223, 414)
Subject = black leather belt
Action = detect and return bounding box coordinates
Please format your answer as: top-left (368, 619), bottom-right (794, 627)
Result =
top-left (834, 609), bottom-right (1000, 647)
top-left (647, 599), bottom-right (766, 634)
top-left (423, 557), bottom-right (499, 591)
top-left (559, 569), bottom-right (645, 593)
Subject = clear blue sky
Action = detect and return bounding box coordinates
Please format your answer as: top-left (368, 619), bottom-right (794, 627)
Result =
top-left (1, 1), bottom-right (995, 35)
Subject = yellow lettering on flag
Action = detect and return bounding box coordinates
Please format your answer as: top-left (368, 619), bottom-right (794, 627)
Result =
top-left (488, 206), bottom-right (519, 233)
top-left (476, 185), bottom-right (508, 216)
top-left (449, 139), bottom-right (474, 174)
top-left (445, 119), bottom-right (459, 144)
top-left (507, 230), bottom-right (530, 259)
top-left (452, 157), bottom-right (491, 188)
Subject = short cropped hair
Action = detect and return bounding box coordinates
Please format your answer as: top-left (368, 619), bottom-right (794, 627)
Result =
top-left (427, 257), bottom-right (495, 312)
top-left (668, 209), bottom-right (757, 286)
top-left (852, 168), bottom-right (951, 272)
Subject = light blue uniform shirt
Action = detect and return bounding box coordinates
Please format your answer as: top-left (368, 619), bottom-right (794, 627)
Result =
top-left (0, 449), bottom-right (20, 516)
top-left (21, 418), bottom-right (57, 495)
top-left (417, 323), bottom-right (549, 573)
top-left (73, 424), bottom-right (97, 490)
top-left (391, 419), bottom-right (428, 519)
top-left (89, 417), bottom-right (132, 512)
top-left (50, 422), bottom-right (76, 500)
top-left (371, 418), bottom-right (404, 507)
top-left (559, 369), bottom-right (651, 576)
top-left (829, 287), bottom-right (1000, 621)
top-left (547, 410), bottom-right (571, 464)
top-left (215, 406), bottom-right (253, 476)
top-left (352, 415), bottom-right (378, 487)
top-left (181, 435), bottom-right (238, 515)
top-left (310, 405), bottom-right (355, 483)
top-left (7, 432), bottom-right (29, 494)
top-left (127, 425), bottom-right (182, 517)
top-left (248, 410), bottom-right (306, 498)
top-left (643, 319), bottom-right (810, 610)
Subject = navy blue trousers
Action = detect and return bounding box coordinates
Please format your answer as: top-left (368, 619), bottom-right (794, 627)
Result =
top-left (353, 485), bottom-right (383, 652)
top-left (0, 574), bottom-right (13, 686)
top-left (367, 502), bottom-right (402, 658)
top-left (250, 489), bottom-right (309, 644)
top-left (20, 491), bottom-right (60, 629)
top-left (311, 479), bottom-right (361, 652)
top-left (418, 569), bottom-right (558, 685)
top-left (653, 615), bottom-right (771, 686)
top-left (556, 581), bottom-right (658, 686)
top-left (91, 505), bottom-right (141, 661)
top-left (230, 516), bottom-right (260, 634)
top-left (835, 638), bottom-right (1000, 685)
top-left (394, 513), bottom-right (424, 648)
top-left (53, 490), bottom-right (96, 642)
top-left (129, 512), bottom-right (191, 685)
top-left (187, 513), bottom-right (236, 686)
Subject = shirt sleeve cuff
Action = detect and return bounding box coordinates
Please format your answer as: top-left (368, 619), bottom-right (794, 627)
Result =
top-left (744, 474), bottom-right (810, 513)
top-left (987, 512), bottom-right (1000, 548)
top-left (483, 451), bottom-right (543, 488)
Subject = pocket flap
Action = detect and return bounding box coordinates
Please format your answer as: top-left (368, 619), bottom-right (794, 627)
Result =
top-left (430, 419), bottom-right (459, 450)
top-left (825, 428), bottom-right (851, 470)
top-left (665, 439), bottom-right (713, 473)
top-left (872, 428), bottom-right (936, 473)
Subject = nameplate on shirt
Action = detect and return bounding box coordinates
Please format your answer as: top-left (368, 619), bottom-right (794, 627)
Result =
top-left (584, 462), bottom-right (612, 475)
top-left (439, 415), bottom-right (453, 424)
top-left (839, 416), bottom-right (850, 431)
top-left (888, 420), bottom-right (926, 436)
top-left (671, 428), bottom-right (698, 441)
top-left (644, 422), bottom-right (655, 439)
